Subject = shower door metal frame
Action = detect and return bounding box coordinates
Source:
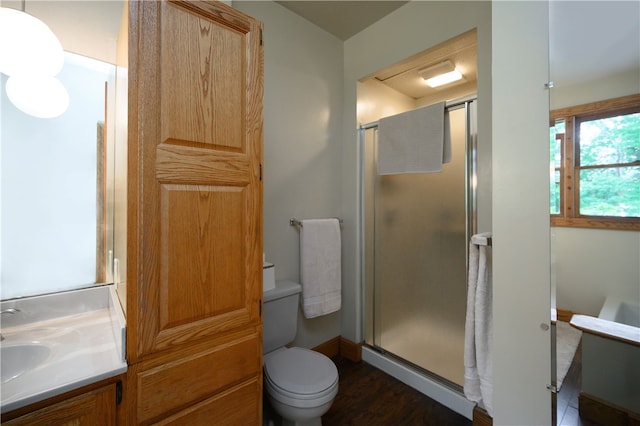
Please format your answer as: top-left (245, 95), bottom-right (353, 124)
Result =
top-left (358, 95), bottom-right (478, 385)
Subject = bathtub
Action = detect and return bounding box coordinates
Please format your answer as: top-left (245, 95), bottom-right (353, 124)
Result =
top-left (571, 297), bottom-right (640, 416)
top-left (599, 297), bottom-right (640, 328)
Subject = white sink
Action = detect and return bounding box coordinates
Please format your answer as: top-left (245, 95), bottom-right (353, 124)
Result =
top-left (0, 285), bottom-right (127, 413)
top-left (1, 343), bottom-right (50, 383)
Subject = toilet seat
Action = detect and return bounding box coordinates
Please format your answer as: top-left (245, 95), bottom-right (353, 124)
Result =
top-left (264, 347), bottom-right (338, 405)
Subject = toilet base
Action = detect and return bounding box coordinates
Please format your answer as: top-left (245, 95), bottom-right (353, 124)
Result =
top-left (281, 417), bottom-right (322, 426)
top-left (267, 393), bottom-right (333, 426)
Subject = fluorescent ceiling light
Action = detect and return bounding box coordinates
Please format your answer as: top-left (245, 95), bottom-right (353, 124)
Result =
top-left (424, 70), bottom-right (463, 88)
top-left (418, 61), bottom-right (463, 88)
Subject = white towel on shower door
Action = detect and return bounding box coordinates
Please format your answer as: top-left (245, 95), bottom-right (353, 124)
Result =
top-left (464, 234), bottom-right (493, 416)
top-left (300, 218), bottom-right (342, 319)
top-left (377, 101), bottom-right (448, 175)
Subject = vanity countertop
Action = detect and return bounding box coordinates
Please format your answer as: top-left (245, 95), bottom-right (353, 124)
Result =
top-left (0, 285), bottom-right (127, 413)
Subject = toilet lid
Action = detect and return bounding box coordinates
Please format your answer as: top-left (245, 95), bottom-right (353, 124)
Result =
top-left (264, 347), bottom-right (338, 396)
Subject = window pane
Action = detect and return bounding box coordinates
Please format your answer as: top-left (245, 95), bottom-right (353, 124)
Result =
top-left (550, 122), bottom-right (563, 168)
top-left (579, 166), bottom-right (640, 217)
top-left (549, 121), bottom-right (563, 215)
top-left (550, 169), bottom-right (560, 214)
top-left (579, 112), bottom-right (640, 167)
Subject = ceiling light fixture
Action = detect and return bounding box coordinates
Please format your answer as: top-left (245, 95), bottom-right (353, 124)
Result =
top-left (0, 6), bottom-right (68, 118)
top-left (0, 7), bottom-right (64, 77)
top-left (6, 75), bottom-right (69, 119)
top-left (418, 61), bottom-right (463, 88)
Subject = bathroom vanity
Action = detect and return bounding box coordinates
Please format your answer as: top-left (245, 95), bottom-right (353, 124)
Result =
top-left (2, 381), bottom-right (120, 425)
top-left (0, 285), bottom-right (127, 423)
top-left (1, 1), bottom-right (264, 423)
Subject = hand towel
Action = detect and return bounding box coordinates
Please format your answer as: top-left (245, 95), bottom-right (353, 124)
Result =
top-left (464, 232), bottom-right (493, 416)
top-left (300, 218), bottom-right (342, 319)
top-left (377, 101), bottom-right (448, 175)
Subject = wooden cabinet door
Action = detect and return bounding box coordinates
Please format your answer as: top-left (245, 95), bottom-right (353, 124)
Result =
top-left (127, 0), bottom-right (263, 361)
top-left (3, 384), bottom-right (116, 426)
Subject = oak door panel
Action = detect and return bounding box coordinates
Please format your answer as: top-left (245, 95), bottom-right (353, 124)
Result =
top-left (135, 332), bottom-right (260, 423)
top-left (160, 4), bottom-right (244, 150)
top-left (128, 0), bottom-right (263, 360)
top-left (159, 184), bottom-right (245, 329)
top-left (153, 377), bottom-right (261, 426)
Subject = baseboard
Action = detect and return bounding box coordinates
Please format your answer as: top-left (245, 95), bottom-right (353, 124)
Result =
top-left (473, 405), bottom-right (492, 426)
top-left (556, 308), bottom-right (576, 323)
top-left (311, 336), bottom-right (362, 362)
top-left (312, 336), bottom-right (341, 358)
top-left (339, 337), bottom-right (362, 362)
top-left (579, 392), bottom-right (640, 426)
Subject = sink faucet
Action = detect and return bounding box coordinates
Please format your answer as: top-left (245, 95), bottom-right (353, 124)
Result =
top-left (1, 308), bottom-right (20, 341)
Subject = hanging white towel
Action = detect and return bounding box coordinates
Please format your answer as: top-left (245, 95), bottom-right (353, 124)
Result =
top-left (443, 111), bottom-right (452, 164)
top-left (300, 218), bottom-right (342, 319)
top-left (464, 232), bottom-right (493, 416)
top-left (377, 101), bottom-right (448, 175)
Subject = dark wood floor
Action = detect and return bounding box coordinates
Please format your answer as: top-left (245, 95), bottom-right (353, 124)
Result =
top-left (264, 343), bottom-right (595, 426)
top-left (554, 342), bottom-right (598, 426)
top-left (263, 355), bottom-right (471, 426)
top-left (323, 356), bottom-right (471, 425)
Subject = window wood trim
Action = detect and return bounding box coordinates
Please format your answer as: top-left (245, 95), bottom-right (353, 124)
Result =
top-left (550, 93), bottom-right (640, 231)
top-left (551, 216), bottom-right (640, 231)
top-left (551, 93), bottom-right (640, 119)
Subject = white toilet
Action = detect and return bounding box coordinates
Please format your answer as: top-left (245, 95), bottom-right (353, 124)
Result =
top-left (263, 280), bottom-right (339, 426)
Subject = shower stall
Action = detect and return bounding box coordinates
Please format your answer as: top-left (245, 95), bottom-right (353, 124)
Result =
top-left (360, 97), bottom-right (477, 409)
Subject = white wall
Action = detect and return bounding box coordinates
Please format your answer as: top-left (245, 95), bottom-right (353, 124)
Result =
top-left (357, 79), bottom-right (415, 125)
top-left (492, 2), bottom-right (551, 424)
top-left (553, 228), bottom-right (640, 315)
top-left (550, 68), bottom-right (639, 110)
top-left (232, 1), bottom-right (344, 349)
top-left (24, 1), bottom-right (124, 65)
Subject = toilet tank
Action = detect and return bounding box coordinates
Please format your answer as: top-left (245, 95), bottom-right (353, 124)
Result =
top-left (263, 280), bottom-right (301, 354)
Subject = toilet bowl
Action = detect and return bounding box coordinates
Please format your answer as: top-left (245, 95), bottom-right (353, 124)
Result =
top-left (264, 347), bottom-right (338, 426)
top-left (262, 280), bottom-right (339, 426)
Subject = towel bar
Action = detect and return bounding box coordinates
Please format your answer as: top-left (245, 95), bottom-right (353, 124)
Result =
top-left (290, 217), bottom-right (343, 228)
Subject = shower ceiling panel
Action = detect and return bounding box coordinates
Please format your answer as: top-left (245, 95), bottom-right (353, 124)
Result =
top-left (369, 30), bottom-right (478, 100)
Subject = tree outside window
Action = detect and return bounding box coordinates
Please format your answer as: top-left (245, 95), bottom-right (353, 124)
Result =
top-left (549, 94), bottom-right (640, 230)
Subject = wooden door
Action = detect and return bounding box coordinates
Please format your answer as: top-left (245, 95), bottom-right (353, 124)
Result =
top-left (127, 0), bottom-right (263, 361)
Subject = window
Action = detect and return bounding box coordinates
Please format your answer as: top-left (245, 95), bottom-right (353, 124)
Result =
top-left (550, 94), bottom-right (640, 230)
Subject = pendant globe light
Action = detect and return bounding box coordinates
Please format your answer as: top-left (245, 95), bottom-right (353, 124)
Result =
top-left (0, 7), bottom-right (64, 77)
top-left (6, 75), bottom-right (69, 119)
top-left (0, 6), bottom-right (68, 118)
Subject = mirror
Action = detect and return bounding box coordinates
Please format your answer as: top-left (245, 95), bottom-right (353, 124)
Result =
top-left (549, 1), bottom-right (640, 424)
top-left (0, 1), bottom-right (125, 301)
top-left (1, 52), bottom-right (116, 300)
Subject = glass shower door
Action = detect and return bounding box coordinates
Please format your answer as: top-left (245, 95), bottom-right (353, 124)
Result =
top-left (372, 106), bottom-right (469, 386)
